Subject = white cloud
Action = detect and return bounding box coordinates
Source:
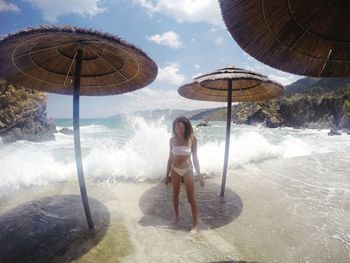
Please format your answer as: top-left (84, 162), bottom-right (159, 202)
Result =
top-left (192, 72), bottom-right (203, 79)
top-left (194, 64), bottom-right (201, 69)
top-left (118, 87), bottom-right (225, 113)
top-left (209, 27), bottom-right (219, 32)
top-left (146, 31), bottom-right (183, 49)
top-left (157, 63), bottom-right (186, 85)
top-left (0, 0), bottom-right (20, 12)
top-left (215, 37), bottom-right (224, 45)
top-left (135, 0), bottom-right (223, 26)
top-left (24, 0), bottom-right (106, 22)
top-left (267, 73), bottom-right (300, 86)
top-left (244, 63), bottom-right (300, 86)
top-left (242, 52), bottom-right (301, 86)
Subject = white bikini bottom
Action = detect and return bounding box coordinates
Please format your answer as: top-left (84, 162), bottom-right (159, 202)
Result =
top-left (171, 164), bottom-right (193, 176)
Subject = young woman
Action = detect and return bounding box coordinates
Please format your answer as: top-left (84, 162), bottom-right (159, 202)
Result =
top-left (164, 116), bottom-right (205, 234)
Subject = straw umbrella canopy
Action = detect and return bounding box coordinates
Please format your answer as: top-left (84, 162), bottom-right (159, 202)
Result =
top-left (219, 0), bottom-right (350, 77)
top-left (0, 25), bottom-right (158, 230)
top-left (178, 66), bottom-right (284, 196)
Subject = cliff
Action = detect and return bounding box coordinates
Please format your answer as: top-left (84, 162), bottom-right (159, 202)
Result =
top-left (0, 80), bottom-right (57, 143)
top-left (193, 77), bottom-right (350, 130)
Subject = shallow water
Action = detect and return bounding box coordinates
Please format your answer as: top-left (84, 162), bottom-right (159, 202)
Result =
top-left (0, 151), bottom-right (349, 262)
top-left (0, 116), bottom-right (349, 262)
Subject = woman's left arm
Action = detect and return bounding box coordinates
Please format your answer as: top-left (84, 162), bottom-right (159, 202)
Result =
top-left (192, 136), bottom-right (205, 187)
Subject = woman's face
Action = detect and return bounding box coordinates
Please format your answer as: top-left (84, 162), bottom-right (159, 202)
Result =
top-left (175, 121), bottom-right (185, 136)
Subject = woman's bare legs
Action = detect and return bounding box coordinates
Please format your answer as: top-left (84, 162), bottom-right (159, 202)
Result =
top-left (171, 170), bottom-right (181, 224)
top-left (183, 171), bottom-right (199, 233)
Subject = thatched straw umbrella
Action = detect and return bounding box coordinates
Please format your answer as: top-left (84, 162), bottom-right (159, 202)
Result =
top-left (178, 66), bottom-right (284, 196)
top-left (0, 25), bottom-right (158, 229)
top-left (219, 0), bottom-right (350, 77)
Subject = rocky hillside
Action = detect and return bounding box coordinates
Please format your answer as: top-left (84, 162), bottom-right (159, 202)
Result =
top-left (0, 80), bottom-right (56, 143)
top-left (285, 77), bottom-right (350, 95)
top-left (194, 77), bottom-right (350, 130)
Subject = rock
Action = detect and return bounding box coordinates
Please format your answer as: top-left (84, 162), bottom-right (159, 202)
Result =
top-left (0, 120), bottom-right (6, 128)
top-left (265, 116), bottom-right (282, 128)
top-left (0, 95), bottom-right (9, 105)
top-left (2, 127), bottom-right (23, 143)
top-left (245, 107), bottom-right (283, 128)
top-left (338, 114), bottom-right (350, 130)
top-left (340, 128), bottom-right (350, 134)
top-left (0, 81), bottom-right (57, 143)
top-left (233, 92), bottom-right (347, 130)
top-left (246, 108), bottom-right (266, 126)
top-left (328, 127), bottom-right (341, 136)
top-left (196, 120), bottom-right (211, 127)
top-left (59, 127), bottom-right (74, 135)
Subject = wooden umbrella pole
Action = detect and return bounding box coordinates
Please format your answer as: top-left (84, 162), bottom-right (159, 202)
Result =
top-left (73, 45), bottom-right (94, 230)
top-left (220, 79), bottom-right (233, 197)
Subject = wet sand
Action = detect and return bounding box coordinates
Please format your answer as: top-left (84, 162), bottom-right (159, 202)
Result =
top-left (0, 152), bottom-right (349, 262)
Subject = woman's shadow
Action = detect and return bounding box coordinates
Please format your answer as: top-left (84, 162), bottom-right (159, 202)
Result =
top-left (0, 195), bottom-right (110, 263)
top-left (138, 179), bottom-right (243, 231)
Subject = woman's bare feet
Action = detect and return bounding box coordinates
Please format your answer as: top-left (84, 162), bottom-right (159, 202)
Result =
top-left (171, 215), bottom-right (180, 224)
top-left (188, 223), bottom-right (199, 234)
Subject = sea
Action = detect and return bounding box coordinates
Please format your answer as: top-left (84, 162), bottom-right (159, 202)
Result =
top-left (0, 115), bottom-right (350, 262)
top-left (0, 115), bottom-right (349, 192)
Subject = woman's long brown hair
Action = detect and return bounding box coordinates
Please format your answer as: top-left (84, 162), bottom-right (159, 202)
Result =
top-left (172, 116), bottom-right (194, 145)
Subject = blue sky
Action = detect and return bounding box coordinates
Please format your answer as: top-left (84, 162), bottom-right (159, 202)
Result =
top-left (0, 0), bottom-right (301, 118)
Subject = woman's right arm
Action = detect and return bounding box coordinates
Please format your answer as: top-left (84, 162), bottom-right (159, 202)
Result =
top-left (164, 138), bottom-right (173, 184)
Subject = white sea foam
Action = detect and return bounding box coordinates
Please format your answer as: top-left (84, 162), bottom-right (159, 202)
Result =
top-left (0, 116), bottom-right (349, 190)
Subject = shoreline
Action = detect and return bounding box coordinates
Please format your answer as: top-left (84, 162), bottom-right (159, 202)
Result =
top-left (1, 152), bottom-right (349, 262)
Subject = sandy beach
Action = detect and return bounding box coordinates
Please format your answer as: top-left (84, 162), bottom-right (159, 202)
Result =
top-left (1, 151), bottom-right (349, 263)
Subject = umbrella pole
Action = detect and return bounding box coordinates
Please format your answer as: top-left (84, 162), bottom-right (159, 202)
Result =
top-left (73, 46), bottom-right (94, 230)
top-left (220, 79), bottom-right (233, 197)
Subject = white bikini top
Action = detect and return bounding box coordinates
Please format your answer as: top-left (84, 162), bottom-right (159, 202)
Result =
top-left (172, 145), bottom-right (192, 156)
